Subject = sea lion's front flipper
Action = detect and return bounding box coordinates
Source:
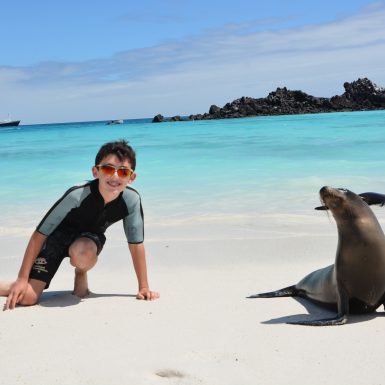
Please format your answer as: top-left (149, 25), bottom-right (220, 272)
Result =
top-left (359, 192), bottom-right (385, 206)
top-left (289, 286), bottom-right (349, 326)
top-left (287, 314), bottom-right (348, 326)
top-left (247, 285), bottom-right (297, 298)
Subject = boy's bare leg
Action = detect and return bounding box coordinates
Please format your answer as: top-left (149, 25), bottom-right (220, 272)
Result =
top-left (1, 279), bottom-right (46, 308)
top-left (69, 238), bottom-right (98, 298)
top-left (0, 281), bottom-right (11, 296)
top-left (19, 279), bottom-right (46, 305)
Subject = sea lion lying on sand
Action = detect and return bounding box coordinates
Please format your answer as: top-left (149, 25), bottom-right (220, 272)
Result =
top-left (249, 187), bottom-right (385, 326)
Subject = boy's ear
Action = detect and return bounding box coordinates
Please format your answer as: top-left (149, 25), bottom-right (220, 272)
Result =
top-left (128, 172), bottom-right (137, 184)
top-left (92, 166), bottom-right (98, 178)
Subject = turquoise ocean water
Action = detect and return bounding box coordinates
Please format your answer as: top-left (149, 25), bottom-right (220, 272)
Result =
top-left (1, 110), bottom-right (385, 230)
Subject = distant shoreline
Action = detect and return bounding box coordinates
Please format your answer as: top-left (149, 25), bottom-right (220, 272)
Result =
top-left (152, 77), bottom-right (385, 123)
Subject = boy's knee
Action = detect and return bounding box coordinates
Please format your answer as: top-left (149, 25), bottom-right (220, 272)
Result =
top-left (70, 254), bottom-right (97, 271)
top-left (19, 292), bottom-right (40, 306)
top-left (69, 239), bottom-right (98, 271)
top-left (19, 279), bottom-right (45, 306)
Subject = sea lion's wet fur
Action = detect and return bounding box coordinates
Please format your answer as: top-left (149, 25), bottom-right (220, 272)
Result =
top-left (249, 187), bottom-right (385, 326)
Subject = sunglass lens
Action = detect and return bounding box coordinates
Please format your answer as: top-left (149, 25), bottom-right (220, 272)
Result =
top-left (99, 165), bottom-right (132, 178)
top-left (100, 165), bottom-right (115, 176)
top-left (117, 169), bottom-right (131, 178)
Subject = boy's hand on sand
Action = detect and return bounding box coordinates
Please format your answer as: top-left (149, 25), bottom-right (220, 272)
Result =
top-left (136, 288), bottom-right (160, 301)
top-left (4, 278), bottom-right (28, 310)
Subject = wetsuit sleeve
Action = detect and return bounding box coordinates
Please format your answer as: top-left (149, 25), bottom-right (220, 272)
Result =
top-left (36, 186), bottom-right (88, 236)
top-left (122, 190), bottom-right (144, 244)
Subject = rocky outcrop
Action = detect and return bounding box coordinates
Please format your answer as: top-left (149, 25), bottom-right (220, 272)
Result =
top-left (169, 115), bottom-right (182, 121)
top-left (152, 78), bottom-right (385, 122)
top-left (152, 114), bottom-right (164, 123)
top-left (330, 78), bottom-right (385, 110)
top-left (191, 90), bottom-right (333, 120)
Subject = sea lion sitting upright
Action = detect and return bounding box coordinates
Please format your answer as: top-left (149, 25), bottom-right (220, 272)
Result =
top-left (249, 186), bottom-right (385, 326)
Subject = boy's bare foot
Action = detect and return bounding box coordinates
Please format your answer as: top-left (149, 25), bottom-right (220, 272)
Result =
top-left (73, 269), bottom-right (90, 298)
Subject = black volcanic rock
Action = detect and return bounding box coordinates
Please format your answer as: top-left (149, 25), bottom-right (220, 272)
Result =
top-left (330, 78), bottom-right (385, 110)
top-left (209, 104), bottom-right (221, 114)
top-left (152, 114), bottom-right (164, 123)
top-left (188, 89), bottom-right (334, 120)
top-left (152, 78), bottom-right (385, 122)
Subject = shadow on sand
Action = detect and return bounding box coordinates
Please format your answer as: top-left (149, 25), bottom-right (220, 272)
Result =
top-left (256, 297), bottom-right (385, 325)
top-left (38, 290), bottom-right (136, 308)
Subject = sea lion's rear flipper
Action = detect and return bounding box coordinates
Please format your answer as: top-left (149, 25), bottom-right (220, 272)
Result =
top-left (247, 285), bottom-right (297, 298)
top-left (287, 314), bottom-right (348, 326)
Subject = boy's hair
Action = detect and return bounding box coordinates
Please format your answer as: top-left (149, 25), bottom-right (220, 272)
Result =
top-left (95, 140), bottom-right (136, 170)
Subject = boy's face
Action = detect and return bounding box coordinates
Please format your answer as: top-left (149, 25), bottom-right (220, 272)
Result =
top-left (92, 154), bottom-right (136, 199)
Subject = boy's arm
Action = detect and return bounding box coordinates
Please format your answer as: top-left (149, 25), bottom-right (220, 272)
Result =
top-left (6, 231), bottom-right (47, 307)
top-left (128, 243), bottom-right (159, 301)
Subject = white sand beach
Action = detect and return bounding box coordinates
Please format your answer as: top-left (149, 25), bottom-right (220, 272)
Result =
top-left (1, 209), bottom-right (385, 385)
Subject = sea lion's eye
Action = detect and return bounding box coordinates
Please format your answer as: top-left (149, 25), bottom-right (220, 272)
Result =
top-left (337, 188), bottom-right (348, 193)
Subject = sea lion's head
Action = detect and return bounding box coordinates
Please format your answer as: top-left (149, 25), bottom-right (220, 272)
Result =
top-left (319, 186), bottom-right (368, 222)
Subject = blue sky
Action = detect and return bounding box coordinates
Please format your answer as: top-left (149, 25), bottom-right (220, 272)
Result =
top-left (1, 0), bottom-right (384, 124)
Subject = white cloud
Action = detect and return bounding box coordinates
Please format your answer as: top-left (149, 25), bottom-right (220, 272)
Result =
top-left (1, 2), bottom-right (385, 123)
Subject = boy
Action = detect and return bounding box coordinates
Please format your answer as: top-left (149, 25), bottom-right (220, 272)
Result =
top-left (0, 139), bottom-right (159, 310)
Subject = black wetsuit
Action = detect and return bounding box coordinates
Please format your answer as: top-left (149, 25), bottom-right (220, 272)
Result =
top-left (29, 179), bottom-right (144, 288)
